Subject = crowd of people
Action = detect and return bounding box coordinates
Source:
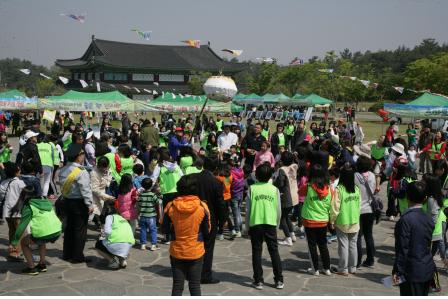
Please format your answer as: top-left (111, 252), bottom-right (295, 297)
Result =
top-left (0, 110), bottom-right (447, 296)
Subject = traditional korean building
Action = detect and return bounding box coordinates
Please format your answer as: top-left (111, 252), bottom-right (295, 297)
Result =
top-left (55, 35), bottom-right (247, 99)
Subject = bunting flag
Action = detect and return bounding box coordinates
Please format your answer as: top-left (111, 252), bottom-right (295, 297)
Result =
top-left (39, 73), bottom-right (52, 80)
top-left (60, 13), bottom-right (86, 23)
top-left (162, 91), bottom-right (165, 97)
top-left (153, 91), bottom-right (158, 95)
top-left (394, 87), bottom-right (404, 94)
top-left (181, 39), bottom-right (200, 48)
top-left (372, 83), bottom-right (379, 89)
top-left (153, 82), bottom-right (159, 86)
top-left (256, 57), bottom-right (275, 63)
top-left (19, 69), bottom-right (31, 75)
top-left (123, 85), bottom-right (131, 90)
top-left (134, 87), bottom-right (141, 93)
top-left (131, 29), bottom-right (152, 40)
top-left (318, 69), bottom-right (334, 73)
top-left (349, 76), bottom-right (357, 81)
top-left (221, 49), bottom-right (243, 56)
top-left (58, 76), bottom-right (69, 84)
top-left (359, 80), bottom-right (370, 88)
top-left (79, 80), bottom-right (88, 88)
top-left (143, 89), bottom-right (152, 93)
top-left (96, 82), bottom-right (101, 92)
top-left (290, 58), bottom-right (304, 65)
top-left (109, 84), bottom-right (116, 88)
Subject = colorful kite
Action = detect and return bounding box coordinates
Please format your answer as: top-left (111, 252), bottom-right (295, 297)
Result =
top-left (221, 49), bottom-right (243, 56)
top-left (60, 13), bottom-right (86, 23)
top-left (131, 29), bottom-right (152, 40)
top-left (290, 58), bottom-right (304, 65)
top-left (19, 69), bottom-right (31, 75)
top-left (182, 40), bottom-right (200, 48)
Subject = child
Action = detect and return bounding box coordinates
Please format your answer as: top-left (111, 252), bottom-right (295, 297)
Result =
top-left (274, 145), bottom-right (286, 163)
top-left (133, 163), bottom-right (149, 192)
top-left (0, 162), bottom-right (26, 261)
top-left (229, 145), bottom-right (239, 162)
top-left (295, 160), bottom-right (308, 239)
top-left (215, 162), bottom-right (233, 240)
top-left (162, 175), bottom-right (211, 296)
top-left (253, 141), bottom-right (275, 171)
top-left (96, 201), bottom-right (135, 270)
top-left (326, 167), bottom-right (340, 243)
top-left (116, 173), bottom-right (138, 235)
top-left (229, 156), bottom-right (244, 238)
top-left (407, 145), bottom-right (417, 173)
top-left (118, 144), bottom-right (134, 176)
top-left (392, 181), bottom-right (436, 296)
top-left (21, 160), bottom-right (43, 197)
top-left (10, 186), bottom-right (62, 275)
top-left (0, 132), bottom-right (12, 179)
top-left (138, 178), bottom-right (162, 251)
top-left (185, 157), bottom-right (203, 175)
top-left (245, 163), bottom-right (284, 290)
top-left (179, 147), bottom-right (196, 174)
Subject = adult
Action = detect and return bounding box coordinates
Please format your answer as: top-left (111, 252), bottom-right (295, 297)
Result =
top-left (215, 114), bottom-right (224, 135)
top-left (168, 127), bottom-right (189, 161)
top-left (242, 123), bottom-right (266, 167)
top-left (217, 123), bottom-right (238, 153)
top-left (292, 121), bottom-right (307, 150)
top-left (121, 113), bottom-right (131, 138)
top-left (284, 118), bottom-right (295, 151)
top-left (90, 156), bottom-right (115, 226)
top-left (418, 126), bottom-right (432, 174)
top-left (419, 130), bottom-right (446, 171)
top-left (37, 133), bottom-right (55, 197)
top-left (16, 131), bottom-right (42, 175)
top-left (406, 123), bottom-right (417, 148)
top-left (62, 122), bottom-right (76, 152)
top-left (58, 144), bottom-right (94, 263)
top-left (270, 123), bottom-right (286, 157)
top-left (84, 131), bottom-right (96, 167)
top-left (190, 156), bottom-right (225, 284)
top-left (140, 119), bottom-right (159, 149)
top-left (130, 123), bottom-right (142, 152)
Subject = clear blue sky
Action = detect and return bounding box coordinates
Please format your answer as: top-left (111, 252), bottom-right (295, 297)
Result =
top-left (0, 0), bottom-right (447, 67)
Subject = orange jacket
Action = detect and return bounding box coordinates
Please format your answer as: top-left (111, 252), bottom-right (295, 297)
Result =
top-left (162, 195), bottom-right (211, 260)
top-left (216, 175), bottom-right (233, 201)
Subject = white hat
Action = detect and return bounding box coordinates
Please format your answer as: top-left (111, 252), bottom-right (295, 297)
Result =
top-left (353, 144), bottom-right (371, 158)
top-left (391, 143), bottom-right (405, 156)
top-left (86, 131), bottom-right (94, 140)
top-left (23, 131), bottom-right (39, 141)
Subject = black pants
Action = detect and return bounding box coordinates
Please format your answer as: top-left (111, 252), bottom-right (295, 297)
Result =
top-left (399, 280), bottom-right (430, 296)
top-left (249, 224), bottom-right (283, 284)
top-left (170, 256), bottom-right (203, 296)
top-left (162, 193), bottom-right (177, 242)
top-left (357, 213), bottom-right (375, 266)
top-left (63, 199), bottom-right (89, 262)
top-left (280, 207), bottom-right (294, 238)
top-left (386, 189), bottom-right (398, 217)
top-left (305, 227), bottom-right (331, 271)
top-left (201, 222), bottom-right (217, 281)
top-left (218, 201), bottom-right (232, 234)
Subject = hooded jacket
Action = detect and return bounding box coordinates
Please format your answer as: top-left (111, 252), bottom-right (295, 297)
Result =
top-left (162, 195), bottom-right (211, 260)
top-left (300, 183), bottom-right (331, 228)
top-left (274, 164), bottom-right (299, 208)
top-left (230, 167), bottom-right (245, 198)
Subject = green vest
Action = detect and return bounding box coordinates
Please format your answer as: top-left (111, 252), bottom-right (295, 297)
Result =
top-left (200, 132), bottom-right (209, 148)
top-left (159, 165), bottom-right (182, 194)
top-left (261, 129), bottom-right (269, 140)
top-left (216, 120), bottom-right (223, 132)
top-left (185, 166), bottom-right (202, 175)
top-left (120, 157), bottom-right (134, 176)
top-left (180, 156), bottom-right (193, 173)
top-left (371, 144), bottom-right (385, 160)
top-left (105, 152), bottom-right (121, 183)
top-left (301, 185), bottom-right (331, 222)
top-left (278, 133), bottom-right (285, 146)
top-left (429, 142), bottom-right (444, 160)
top-left (0, 147), bottom-right (11, 163)
top-left (29, 203), bottom-right (62, 238)
top-left (398, 177), bottom-right (415, 215)
top-left (285, 124), bottom-right (295, 136)
top-left (107, 214), bottom-right (135, 244)
top-left (159, 136), bottom-right (167, 147)
top-left (62, 132), bottom-right (72, 151)
top-left (335, 185), bottom-right (360, 225)
top-left (37, 142), bottom-right (54, 167)
top-left (249, 182), bottom-right (279, 227)
top-left (51, 142), bottom-right (60, 165)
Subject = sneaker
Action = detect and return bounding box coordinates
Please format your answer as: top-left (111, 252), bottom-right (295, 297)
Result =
top-left (291, 232), bottom-right (297, 242)
top-left (231, 229), bottom-right (236, 236)
top-left (361, 261), bottom-right (375, 268)
top-left (216, 234), bottom-right (224, 241)
top-left (389, 216), bottom-right (395, 221)
top-left (140, 244), bottom-right (146, 250)
top-left (118, 258), bottom-right (127, 268)
top-left (275, 281), bottom-right (284, 289)
top-left (108, 256), bottom-right (120, 270)
top-left (22, 267), bottom-right (39, 276)
top-left (161, 240), bottom-right (170, 245)
top-left (299, 235), bottom-right (305, 240)
top-left (252, 282), bottom-right (263, 290)
top-left (307, 268), bottom-right (319, 276)
top-left (233, 231), bottom-right (242, 238)
top-left (278, 237), bottom-right (293, 246)
top-left (150, 245), bottom-right (160, 251)
top-left (322, 269), bottom-right (332, 276)
top-left (36, 263), bottom-right (47, 272)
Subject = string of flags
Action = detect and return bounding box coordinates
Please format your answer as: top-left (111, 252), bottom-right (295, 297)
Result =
top-left (60, 13), bottom-right (86, 23)
top-left (131, 29), bottom-right (152, 40)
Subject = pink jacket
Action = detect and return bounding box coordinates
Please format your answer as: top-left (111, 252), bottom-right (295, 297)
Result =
top-left (253, 150), bottom-right (275, 171)
top-left (117, 188), bottom-right (138, 220)
top-left (298, 176), bottom-right (308, 203)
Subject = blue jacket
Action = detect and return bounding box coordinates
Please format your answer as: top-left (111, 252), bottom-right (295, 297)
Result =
top-left (393, 207), bottom-right (435, 282)
top-left (168, 136), bottom-right (188, 161)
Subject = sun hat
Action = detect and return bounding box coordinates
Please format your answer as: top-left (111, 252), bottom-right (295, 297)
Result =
top-left (391, 143), bottom-right (405, 156)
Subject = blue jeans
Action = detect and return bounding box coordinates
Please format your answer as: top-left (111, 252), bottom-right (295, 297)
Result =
top-left (140, 216), bottom-right (158, 245)
top-left (230, 194), bottom-right (243, 233)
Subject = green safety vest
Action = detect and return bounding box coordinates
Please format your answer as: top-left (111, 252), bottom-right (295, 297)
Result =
top-left (200, 132), bottom-right (209, 149)
top-left (107, 214), bottom-right (135, 244)
top-left (159, 165), bottom-right (182, 194)
top-left (429, 142), bottom-right (444, 160)
top-left (120, 157), bottom-right (134, 176)
top-left (335, 185), bottom-right (361, 225)
top-left (105, 152), bottom-right (121, 183)
top-left (278, 133), bottom-right (285, 146)
top-left (159, 136), bottom-right (167, 147)
top-left (29, 203), bottom-right (62, 238)
top-left (180, 156), bottom-right (193, 173)
top-left (371, 144), bottom-right (385, 160)
top-left (285, 124), bottom-right (295, 136)
top-left (216, 120), bottom-right (223, 132)
top-left (0, 147), bottom-right (11, 163)
top-left (301, 185), bottom-right (331, 222)
top-left (62, 132), bottom-right (72, 151)
top-left (185, 166), bottom-right (202, 175)
top-left (37, 142), bottom-right (54, 167)
top-left (261, 129), bottom-right (269, 140)
top-left (398, 177), bottom-right (415, 215)
top-left (51, 142), bottom-right (60, 165)
top-left (249, 182), bottom-right (279, 227)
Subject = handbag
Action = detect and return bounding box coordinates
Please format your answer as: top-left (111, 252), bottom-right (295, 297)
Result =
top-left (362, 177), bottom-right (383, 224)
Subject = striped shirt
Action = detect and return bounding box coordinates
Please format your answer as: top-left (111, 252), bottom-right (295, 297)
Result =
top-left (138, 192), bottom-right (161, 218)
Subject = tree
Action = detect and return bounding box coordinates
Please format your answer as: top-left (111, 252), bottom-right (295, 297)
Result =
top-left (187, 71), bottom-right (212, 95)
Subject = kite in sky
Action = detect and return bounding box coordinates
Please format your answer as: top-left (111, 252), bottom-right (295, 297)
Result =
top-left (181, 40), bottom-right (200, 48)
top-left (221, 49), bottom-right (243, 56)
top-left (131, 29), bottom-right (152, 40)
top-left (290, 58), bottom-right (304, 65)
top-left (60, 13), bottom-right (86, 23)
top-left (256, 57), bottom-right (275, 63)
